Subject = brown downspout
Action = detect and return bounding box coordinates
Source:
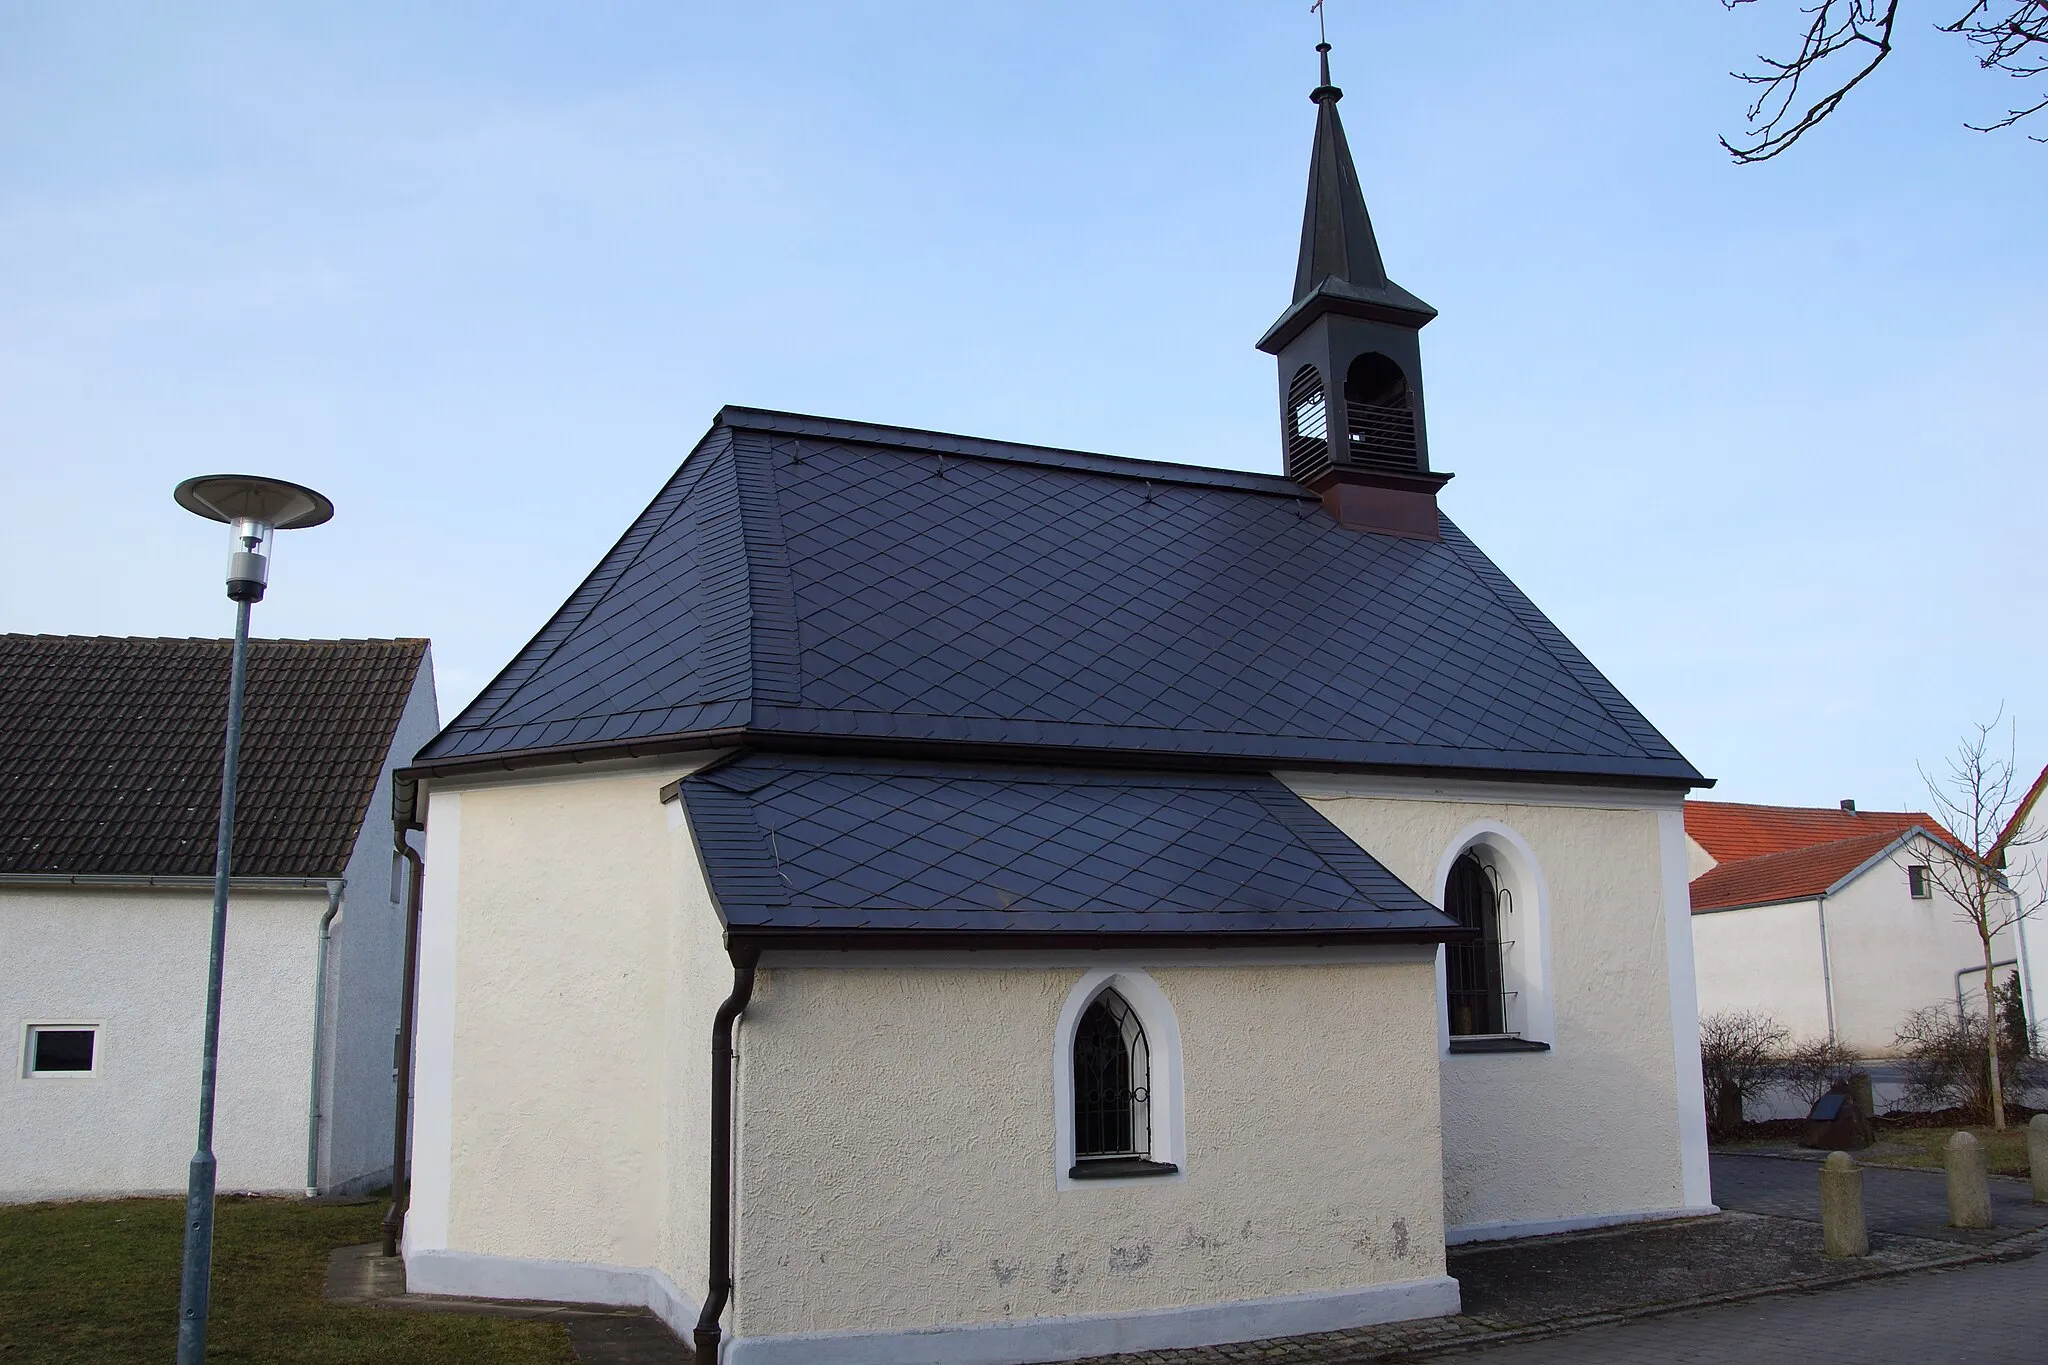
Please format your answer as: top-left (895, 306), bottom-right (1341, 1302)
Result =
top-left (693, 948), bottom-right (760, 1364)
top-left (380, 831), bottom-right (426, 1257)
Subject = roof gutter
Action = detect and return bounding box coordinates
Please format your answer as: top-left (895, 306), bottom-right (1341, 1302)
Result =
top-left (0, 873), bottom-right (337, 891)
top-left (304, 879), bottom-right (344, 1195)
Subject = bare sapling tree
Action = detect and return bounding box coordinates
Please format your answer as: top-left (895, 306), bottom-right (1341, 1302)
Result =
top-left (1720, 1), bottom-right (2048, 161)
top-left (1915, 715), bottom-right (2045, 1130)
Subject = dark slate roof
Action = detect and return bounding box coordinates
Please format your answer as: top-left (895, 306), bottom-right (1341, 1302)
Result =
top-left (0, 635), bottom-right (427, 878)
top-left (678, 751), bottom-right (1462, 943)
top-left (418, 408), bottom-right (1701, 786)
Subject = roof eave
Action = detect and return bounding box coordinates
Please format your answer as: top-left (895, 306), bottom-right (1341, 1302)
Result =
top-left (396, 726), bottom-right (1708, 814)
top-left (1256, 279), bottom-right (1439, 355)
top-left (724, 925), bottom-right (1476, 954)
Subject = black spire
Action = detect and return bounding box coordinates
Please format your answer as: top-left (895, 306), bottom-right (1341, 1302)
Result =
top-left (1294, 43), bottom-right (1390, 301)
top-left (1258, 39), bottom-right (1449, 539)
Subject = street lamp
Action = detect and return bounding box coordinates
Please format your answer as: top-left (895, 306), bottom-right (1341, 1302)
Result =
top-left (171, 475), bottom-right (333, 1365)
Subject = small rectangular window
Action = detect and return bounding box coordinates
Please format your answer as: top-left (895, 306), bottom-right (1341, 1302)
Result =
top-left (1908, 865), bottom-right (1931, 899)
top-left (25, 1026), bottom-right (96, 1077)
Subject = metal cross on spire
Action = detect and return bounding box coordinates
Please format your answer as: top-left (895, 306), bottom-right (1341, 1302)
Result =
top-left (1310, 0), bottom-right (1338, 99)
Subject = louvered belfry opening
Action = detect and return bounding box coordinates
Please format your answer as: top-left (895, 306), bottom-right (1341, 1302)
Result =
top-left (1342, 352), bottom-right (1419, 472)
top-left (1284, 366), bottom-right (1332, 483)
top-left (1074, 990), bottom-right (1152, 1161)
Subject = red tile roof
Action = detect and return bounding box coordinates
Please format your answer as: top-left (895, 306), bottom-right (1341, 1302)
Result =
top-left (0, 635), bottom-right (427, 878)
top-left (1684, 801), bottom-right (1969, 913)
top-left (1685, 801), bottom-right (1937, 864)
top-left (1689, 830), bottom-right (1914, 912)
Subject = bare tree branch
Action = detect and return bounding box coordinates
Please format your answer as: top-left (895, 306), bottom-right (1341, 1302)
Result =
top-left (1721, 0), bottom-right (1903, 162)
top-left (1720, 1), bottom-right (2048, 160)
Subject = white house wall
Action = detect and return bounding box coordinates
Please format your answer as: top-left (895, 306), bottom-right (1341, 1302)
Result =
top-left (319, 651), bottom-right (441, 1193)
top-left (1280, 781), bottom-right (1708, 1237)
top-left (1, 886), bottom-right (325, 1200)
top-left (730, 959), bottom-right (1446, 1347)
top-left (1691, 900), bottom-right (1831, 1042)
top-left (1826, 837), bottom-right (2016, 1056)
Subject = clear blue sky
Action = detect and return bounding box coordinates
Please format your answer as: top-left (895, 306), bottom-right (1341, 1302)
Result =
top-left (3, 2), bottom-right (2041, 810)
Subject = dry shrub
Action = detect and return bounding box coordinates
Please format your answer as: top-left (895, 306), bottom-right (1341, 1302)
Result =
top-left (1699, 1010), bottom-right (1788, 1134)
top-left (1894, 1002), bottom-right (2046, 1123)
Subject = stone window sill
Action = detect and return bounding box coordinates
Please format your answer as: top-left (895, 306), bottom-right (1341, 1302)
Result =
top-left (1448, 1036), bottom-right (1551, 1054)
top-left (1069, 1157), bottom-right (1180, 1180)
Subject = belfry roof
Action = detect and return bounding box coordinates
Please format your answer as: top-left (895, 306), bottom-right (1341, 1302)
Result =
top-left (415, 408), bottom-right (1701, 788)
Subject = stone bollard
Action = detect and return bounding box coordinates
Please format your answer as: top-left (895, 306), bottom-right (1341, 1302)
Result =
top-left (1947, 1131), bottom-right (1994, 1229)
top-left (2031, 1114), bottom-right (2048, 1205)
top-left (1820, 1151), bottom-right (1869, 1258)
top-left (1848, 1072), bottom-right (1875, 1123)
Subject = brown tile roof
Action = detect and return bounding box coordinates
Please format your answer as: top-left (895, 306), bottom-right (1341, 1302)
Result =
top-left (0, 635), bottom-right (427, 878)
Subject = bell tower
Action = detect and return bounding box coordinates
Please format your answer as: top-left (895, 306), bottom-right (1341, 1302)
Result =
top-left (1256, 42), bottom-right (1449, 538)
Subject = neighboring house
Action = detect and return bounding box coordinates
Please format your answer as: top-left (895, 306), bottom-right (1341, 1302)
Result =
top-left (1, 635), bottom-right (437, 1200)
top-left (394, 52), bottom-right (1712, 1365)
top-left (1686, 800), bottom-right (2019, 1056)
top-left (1985, 764), bottom-right (2048, 1045)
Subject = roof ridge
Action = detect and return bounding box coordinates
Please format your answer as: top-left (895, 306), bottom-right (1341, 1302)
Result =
top-left (716, 406), bottom-right (1311, 497)
top-left (1689, 798), bottom-right (1933, 818)
top-left (1, 634), bottom-right (429, 647)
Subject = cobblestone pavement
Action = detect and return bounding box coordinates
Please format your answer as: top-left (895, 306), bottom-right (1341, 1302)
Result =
top-left (1459, 1247), bottom-right (2048, 1363)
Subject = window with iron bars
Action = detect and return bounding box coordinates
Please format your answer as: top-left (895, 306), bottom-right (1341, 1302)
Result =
top-left (1445, 850), bottom-right (1516, 1038)
top-left (1073, 990), bottom-right (1152, 1163)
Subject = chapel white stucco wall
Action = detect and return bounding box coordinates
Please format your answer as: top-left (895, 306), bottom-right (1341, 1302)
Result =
top-left (1280, 780), bottom-right (1702, 1235)
top-left (730, 959), bottom-right (1446, 1342)
top-left (2, 887), bottom-right (325, 1200)
top-left (405, 757), bottom-right (727, 1309)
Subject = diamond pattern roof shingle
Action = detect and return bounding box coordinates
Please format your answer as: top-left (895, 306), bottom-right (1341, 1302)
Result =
top-left (420, 408), bottom-right (1701, 785)
top-left (681, 751), bottom-right (1462, 940)
top-left (1, 635), bottom-right (427, 877)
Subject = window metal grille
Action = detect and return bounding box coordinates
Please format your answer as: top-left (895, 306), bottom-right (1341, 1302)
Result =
top-left (1073, 990), bottom-right (1151, 1160)
top-left (1445, 851), bottom-right (1514, 1038)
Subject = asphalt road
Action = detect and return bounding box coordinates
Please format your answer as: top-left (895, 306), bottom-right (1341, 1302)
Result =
top-left (1460, 1248), bottom-right (2047, 1364)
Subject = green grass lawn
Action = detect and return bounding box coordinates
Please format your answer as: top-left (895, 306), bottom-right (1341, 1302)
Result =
top-left (1878, 1124), bottom-right (2033, 1176)
top-left (0, 1195), bottom-right (575, 1365)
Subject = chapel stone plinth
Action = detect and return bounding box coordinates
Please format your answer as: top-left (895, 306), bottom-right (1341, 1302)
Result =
top-left (1947, 1131), bottom-right (1994, 1229)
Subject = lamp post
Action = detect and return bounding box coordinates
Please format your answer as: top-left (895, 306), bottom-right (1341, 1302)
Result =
top-left (171, 475), bottom-right (333, 1365)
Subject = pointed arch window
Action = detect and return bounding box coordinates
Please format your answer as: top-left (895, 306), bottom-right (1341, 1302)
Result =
top-left (1445, 850), bottom-right (1512, 1037)
top-left (1070, 989), bottom-right (1177, 1178)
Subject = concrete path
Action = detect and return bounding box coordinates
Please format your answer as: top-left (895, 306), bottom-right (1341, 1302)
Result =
top-left (1458, 1244), bottom-right (2048, 1363)
top-left (1712, 1152), bottom-right (2048, 1245)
